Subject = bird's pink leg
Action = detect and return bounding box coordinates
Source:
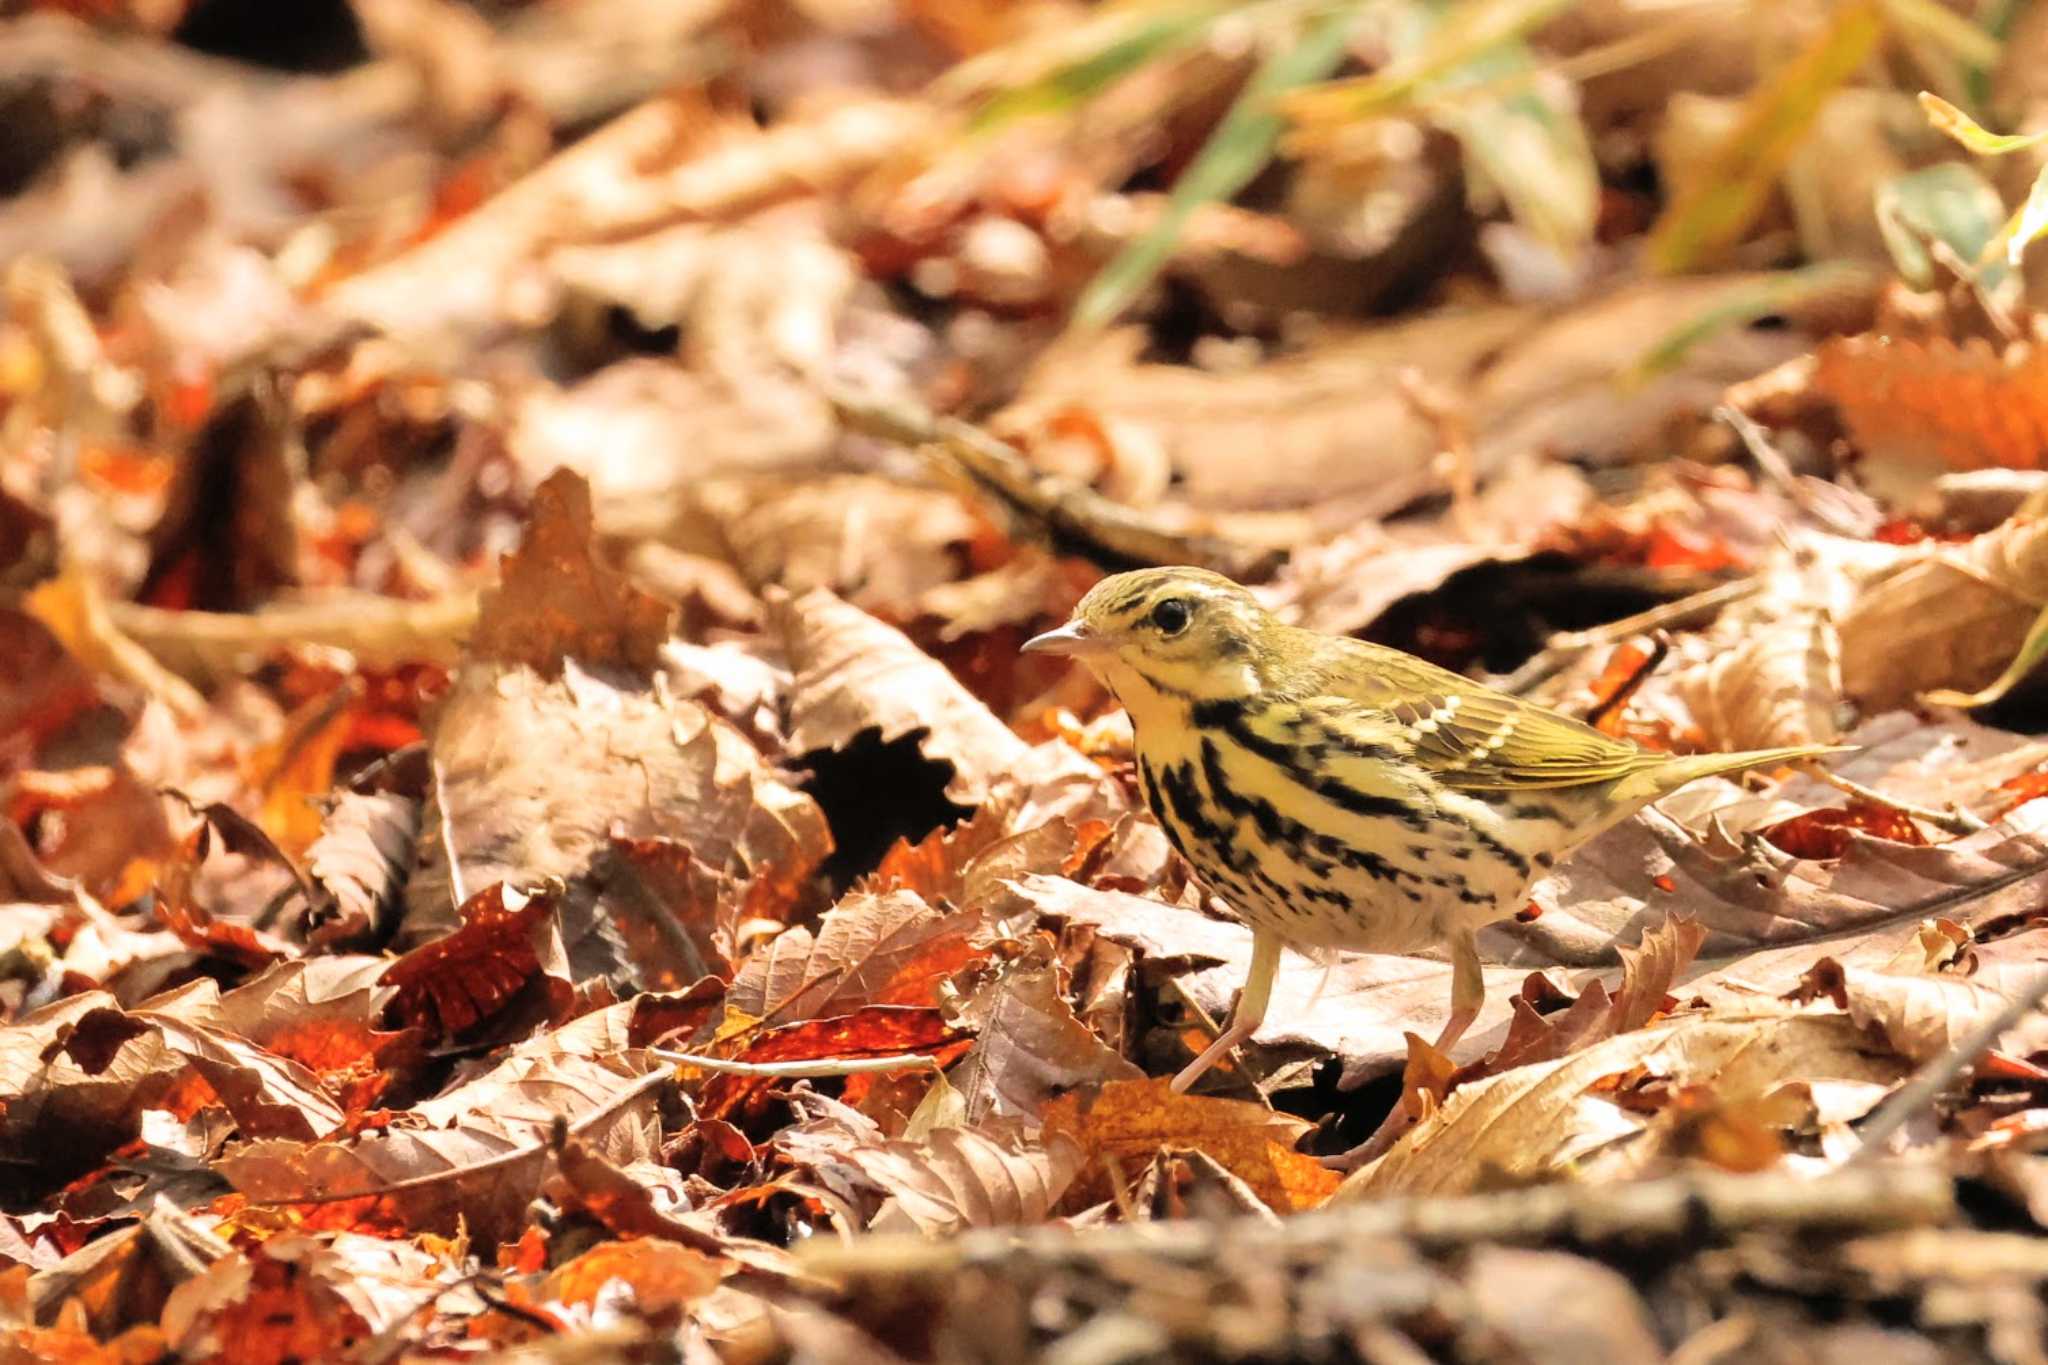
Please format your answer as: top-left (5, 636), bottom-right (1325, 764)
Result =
top-left (1323, 928), bottom-right (1483, 1171)
top-left (1171, 929), bottom-right (1280, 1094)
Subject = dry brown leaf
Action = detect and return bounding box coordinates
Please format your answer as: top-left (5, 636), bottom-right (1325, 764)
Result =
top-left (467, 467), bottom-right (674, 680)
top-left (775, 587), bottom-right (1101, 806)
top-left (1522, 799), bottom-right (2048, 999)
top-left (1339, 1012), bottom-right (1908, 1200)
top-left (0, 992), bottom-right (153, 1163)
top-left (1838, 514), bottom-right (2048, 710)
top-left (216, 1049), bottom-right (667, 1244)
top-left (1799, 929), bottom-right (2048, 1065)
top-left (1485, 916), bottom-right (1711, 1078)
top-left (1002, 312), bottom-right (1531, 512)
top-left (160, 1229), bottom-right (461, 1358)
top-left (542, 1237), bottom-right (733, 1316)
top-left (708, 477), bottom-right (980, 619)
top-left (728, 890), bottom-right (984, 1026)
top-left (1269, 458), bottom-right (1593, 636)
top-left (588, 835), bottom-right (738, 987)
top-left (547, 1132), bottom-right (736, 1259)
top-left (948, 953), bottom-right (1143, 1122)
top-left (325, 91), bottom-right (919, 350)
top-left (1041, 1078), bottom-right (1340, 1214)
top-left (3, 962), bottom-right (391, 1168)
top-left (408, 665), bottom-right (828, 953)
top-left (60, 1005), bottom-right (345, 1141)
top-left (777, 1119), bottom-right (1082, 1237)
top-left (1813, 335), bottom-right (2048, 484)
top-left (1664, 607), bottom-right (1845, 750)
top-left (303, 791), bottom-right (418, 949)
top-left (1463, 1246), bottom-right (1665, 1365)
top-left (1006, 277), bottom-right (1820, 514)
top-left (384, 880), bottom-right (570, 1038)
top-left (508, 362), bottom-right (838, 541)
top-left (404, 480), bottom-right (830, 960)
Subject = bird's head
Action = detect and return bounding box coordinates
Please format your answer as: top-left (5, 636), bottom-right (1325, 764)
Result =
top-left (1023, 567), bottom-right (1272, 715)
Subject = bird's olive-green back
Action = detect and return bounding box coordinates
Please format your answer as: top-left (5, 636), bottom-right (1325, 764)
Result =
top-left (1291, 632), bottom-right (1668, 791)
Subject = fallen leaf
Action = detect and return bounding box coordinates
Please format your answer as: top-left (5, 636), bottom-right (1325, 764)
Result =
top-left (728, 890), bottom-right (985, 1026)
top-left (777, 586), bottom-right (1103, 808)
top-left (1839, 514), bottom-right (2048, 710)
top-left (1339, 1011), bottom-right (1907, 1199)
top-left (1010, 875), bottom-right (1526, 1085)
top-left (467, 467), bottom-right (674, 679)
top-left (1797, 929), bottom-right (2048, 1065)
top-left (216, 1049), bottom-right (668, 1245)
top-left (541, 1237), bottom-right (731, 1315)
top-left (61, 1005), bottom-right (345, 1141)
top-left (776, 1120), bottom-right (1082, 1237)
top-left (949, 952), bottom-right (1143, 1121)
top-left (383, 881), bottom-right (568, 1039)
top-left (303, 791), bottom-right (418, 949)
top-left (1041, 1078), bottom-right (1340, 1214)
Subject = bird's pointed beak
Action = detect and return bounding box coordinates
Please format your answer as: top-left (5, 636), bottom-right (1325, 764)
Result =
top-left (1022, 620), bottom-right (1110, 658)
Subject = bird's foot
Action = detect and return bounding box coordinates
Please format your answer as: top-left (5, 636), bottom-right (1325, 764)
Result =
top-left (1318, 1103), bottom-right (1416, 1172)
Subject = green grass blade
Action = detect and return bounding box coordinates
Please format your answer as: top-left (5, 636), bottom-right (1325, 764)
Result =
top-left (964, 4), bottom-right (1233, 133)
top-left (1925, 599), bottom-right (2048, 709)
top-left (1070, 5), bottom-right (1363, 332)
top-left (1881, 0), bottom-right (2001, 71)
top-left (2006, 160), bottom-right (2048, 266)
top-left (1624, 262), bottom-right (1874, 383)
top-left (1917, 90), bottom-right (2048, 155)
top-left (1283, 0), bottom-right (1576, 124)
top-left (1432, 40), bottom-right (1598, 249)
top-left (1646, 0), bottom-right (1885, 273)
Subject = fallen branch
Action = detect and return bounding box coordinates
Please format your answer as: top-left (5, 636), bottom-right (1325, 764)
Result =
top-left (1806, 765), bottom-right (1989, 837)
top-left (831, 387), bottom-right (1285, 583)
top-left (649, 1048), bottom-right (943, 1078)
top-left (796, 1165), bottom-right (1954, 1283)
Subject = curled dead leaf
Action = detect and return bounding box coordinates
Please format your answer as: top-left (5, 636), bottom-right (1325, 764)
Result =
top-left (1339, 1012), bottom-right (1907, 1200)
top-left (1041, 1077), bottom-right (1340, 1215)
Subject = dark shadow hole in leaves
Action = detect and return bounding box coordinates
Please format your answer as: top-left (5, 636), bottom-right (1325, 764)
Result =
top-left (799, 728), bottom-right (971, 894)
top-left (1279, 1057), bottom-right (1405, 1157)
top-left (174, 0), bottom-right (367, 72)
top-left (602, 305), bottom-right (682, 358)
top-left (1364, 554), bottom-right (1693, 675)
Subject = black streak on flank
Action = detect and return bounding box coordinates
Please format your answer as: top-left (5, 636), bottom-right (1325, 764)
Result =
top-left (1137, 755), bottom-right (1167, 826)
top-left (1189, 697), bottom-right (1425, 833)
top-left (1159, 759), bottom-right (1231, 865)
top-left (1469, 826), bottom-right (1531, 878)
top-left (1201, 738), bottom-right (1290, 846)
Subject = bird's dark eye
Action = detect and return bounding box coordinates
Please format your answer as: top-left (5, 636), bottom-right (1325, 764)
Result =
top-left (1150, 598), bottom-right (1192, 636)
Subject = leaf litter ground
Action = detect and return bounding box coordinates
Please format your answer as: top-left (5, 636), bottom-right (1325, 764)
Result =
top-left (7, 3), bottom-right (2048, 1361)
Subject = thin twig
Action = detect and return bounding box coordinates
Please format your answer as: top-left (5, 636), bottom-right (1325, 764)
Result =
top-left (432, 756), bottom-right (468, 910)
top-left (648, 1048), bottom-right (943, 1078)
top-left (1395, 366), bottom-right (1479, 541)
top-left (1715, 405), bottom-right (1876, 537)
top-left (1582, 630), bottom-right (1670, 730)
top-left (1852, 966), bottom-right (2048, 1160)
top-left (1498, 578), bottom-right (1760, 695)
top-left (830, 385), bottom-right (1283, 582)
top-left (1805, 766), bottom-right (1989, 837)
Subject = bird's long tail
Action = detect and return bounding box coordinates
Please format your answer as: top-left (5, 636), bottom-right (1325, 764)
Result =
top-left (1614, 743), bottom-right (1854, 808)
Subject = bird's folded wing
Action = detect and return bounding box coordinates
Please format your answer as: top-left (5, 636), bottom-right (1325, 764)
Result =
top-left (1312, 644), bottom-right (1658, 790)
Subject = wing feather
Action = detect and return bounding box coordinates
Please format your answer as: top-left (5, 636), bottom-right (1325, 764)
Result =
top-left (1306, 637), bottom-right (1663, 791)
